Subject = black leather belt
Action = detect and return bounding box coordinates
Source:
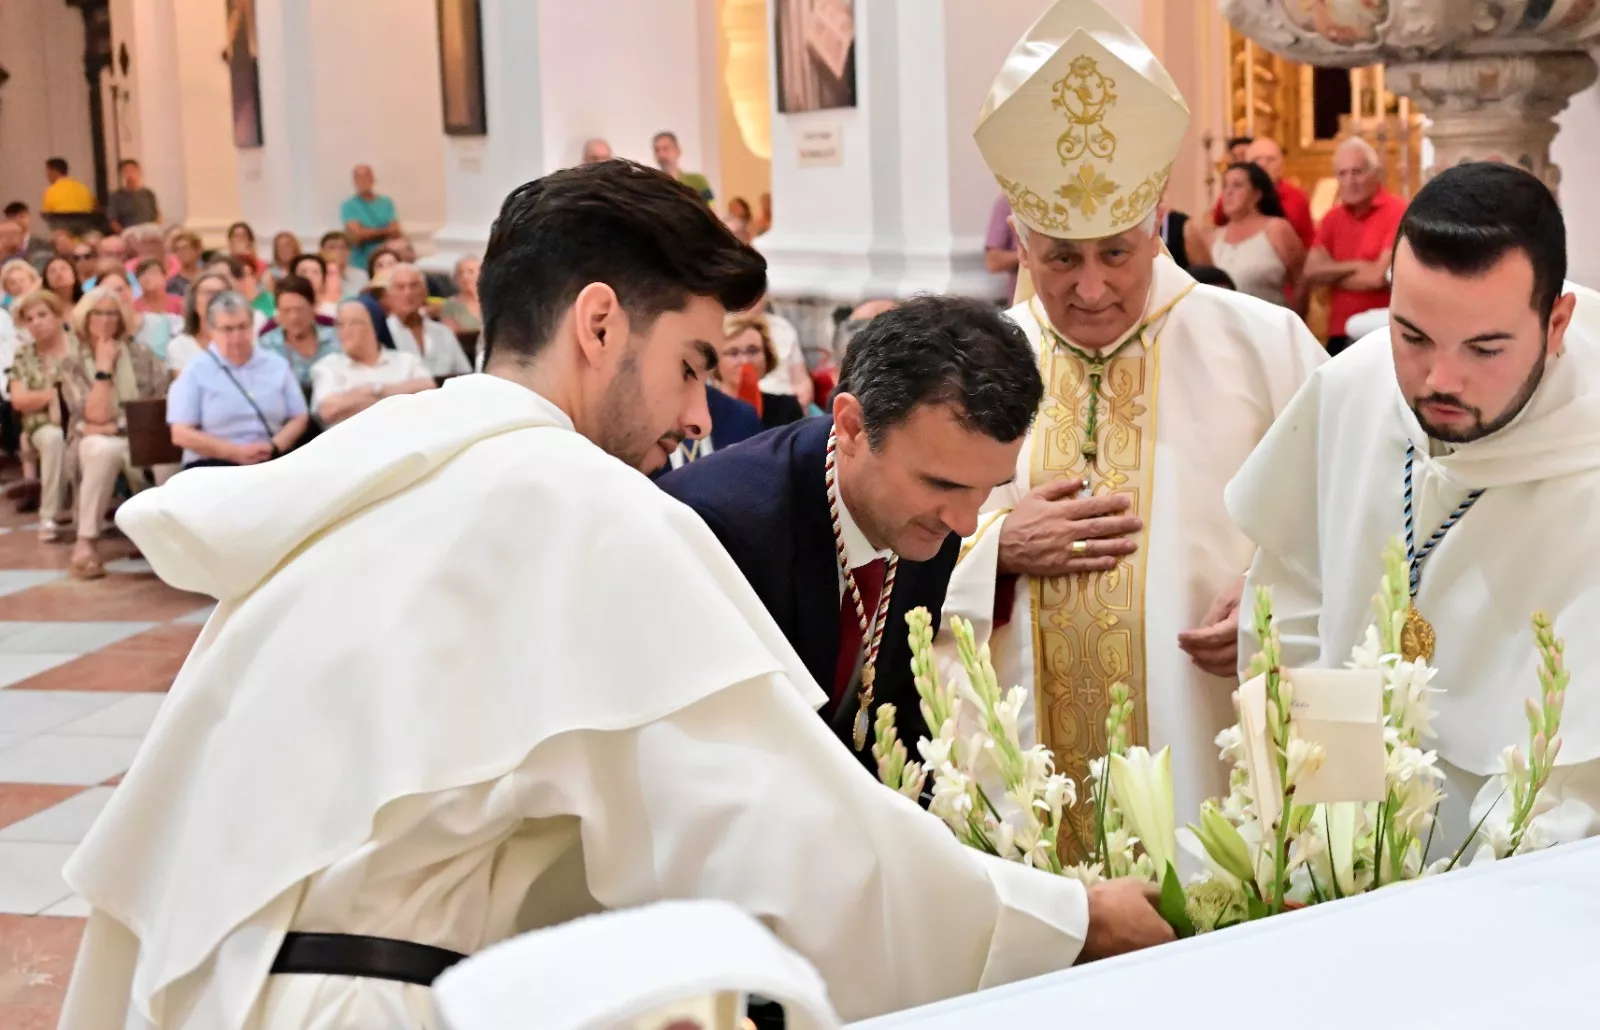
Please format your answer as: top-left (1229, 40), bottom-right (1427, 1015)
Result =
top-left (270, 932), bottom-right (467, 987)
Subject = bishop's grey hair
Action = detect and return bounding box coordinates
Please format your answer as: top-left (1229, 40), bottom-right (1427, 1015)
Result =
top-left (205, 289), bottom-right (251, 325)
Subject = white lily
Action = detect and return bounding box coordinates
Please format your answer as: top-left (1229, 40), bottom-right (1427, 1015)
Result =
top-left (1107, 746), bottom-right (1177, 879)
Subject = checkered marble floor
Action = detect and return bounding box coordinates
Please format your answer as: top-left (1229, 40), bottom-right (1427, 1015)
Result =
top-left (0, 508), bottom-right (212, 1027)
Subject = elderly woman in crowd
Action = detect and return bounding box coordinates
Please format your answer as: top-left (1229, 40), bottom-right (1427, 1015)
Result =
top-left (258, 274), bottom-right (340, 393)
top-left (386, 263), bottom-right (471, 378)
top-left (7, 290), bottom-right (74, 541)
top-left (166, 271), bottom-right (235, 374)
top-left (439, 255), bottom-right (482, 334)
top-left (42, 255), bottom-right (83, 308)
top-left (97, 268), bottom-right (181, 365)
top-left (2, 258), bottom-right (43, 311)
top-left (168, 290), bottom-right (307, 469)
top-left (60, 284), bottom-right (171, 579)
top-left (715, 314), bottom-right (805, 431)
top-left (311, 299), bottom-right (434, 427)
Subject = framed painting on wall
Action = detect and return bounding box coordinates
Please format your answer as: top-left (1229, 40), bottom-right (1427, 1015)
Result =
top-left (437, 0), bottom-right (488, 136)
top-left (223, 0), bottom-right (263, 147)
top-left (775, 0), bottom-right (857, 113)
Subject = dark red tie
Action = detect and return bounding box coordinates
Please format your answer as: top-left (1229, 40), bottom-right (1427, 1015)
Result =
top-left (831, 558), bottom-right (887, 712)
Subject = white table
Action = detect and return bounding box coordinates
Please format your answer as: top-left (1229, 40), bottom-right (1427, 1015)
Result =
top-left (854, 839), bottom-right (1600, 1029)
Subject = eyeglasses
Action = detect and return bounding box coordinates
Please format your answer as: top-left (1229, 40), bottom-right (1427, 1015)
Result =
top-left (720, 345), bottom-right (765, 360)
top-left (90, 309), bottom-right (120, 318)
top-left (73, 251), bottom-right (94, 260)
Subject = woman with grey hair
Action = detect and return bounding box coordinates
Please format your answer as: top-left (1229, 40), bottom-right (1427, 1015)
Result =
top-left (168, 290), bottom-right (308, 470)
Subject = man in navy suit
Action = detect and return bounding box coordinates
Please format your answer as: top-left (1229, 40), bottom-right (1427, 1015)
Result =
top-left (659, 296), bottom-right (1044, 764)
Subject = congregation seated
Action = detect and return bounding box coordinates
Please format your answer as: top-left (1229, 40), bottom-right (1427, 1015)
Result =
top-left (258, 274), bottom-right (341, 393)
top-left (310, 300), bottom-right (435, 427)
top-left (7, 290), bottom-right (72, 542)
top-left (61, 284), bottom-right (173, 579)
top-left (168, 291), bottom-right (308, 469)
top-left (715, 314), bottom-right (805, 432)
top-left (2, 257), bottom-right (42, 310)
top-left (386, 264), bottom-right (472, 378)
top-left (96, 268), bottom-right (181, 365)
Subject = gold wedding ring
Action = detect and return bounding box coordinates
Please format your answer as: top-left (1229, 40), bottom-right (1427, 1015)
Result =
top-left (1070, 540), bottom-right (1089, 555)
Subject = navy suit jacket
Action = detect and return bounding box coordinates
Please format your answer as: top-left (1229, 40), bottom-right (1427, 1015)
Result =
top-left (705, 386), bottom-right (762, 450)
top-left (658, 416), bottom-right (960, 766)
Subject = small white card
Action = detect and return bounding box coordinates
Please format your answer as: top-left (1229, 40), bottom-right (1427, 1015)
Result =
top-left (1234, 668), bottom-right (1387, 828)
top-left (1284, 668), bottom-right (1387, 806)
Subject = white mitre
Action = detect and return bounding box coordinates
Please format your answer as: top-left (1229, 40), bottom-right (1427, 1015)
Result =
top-left (976, 0), bottom-right (1190, 302)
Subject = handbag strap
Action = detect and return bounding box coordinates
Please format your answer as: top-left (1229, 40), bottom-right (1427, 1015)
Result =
top-left (206, 348), bottom-right (277, 441)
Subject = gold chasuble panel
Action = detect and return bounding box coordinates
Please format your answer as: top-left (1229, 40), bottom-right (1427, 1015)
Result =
top-left (1027, 299), bottom-right (1172, 851)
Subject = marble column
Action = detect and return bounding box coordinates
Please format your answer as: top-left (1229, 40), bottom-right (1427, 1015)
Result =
top-left (237, 0), bottom-right (324, 242)
top-left (759, 0), bottom-right (1045, 305)
top-left (1389, 53), bottom-right (1598, 198)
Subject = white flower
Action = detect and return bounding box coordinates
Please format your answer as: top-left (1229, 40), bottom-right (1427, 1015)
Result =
top-left (1041, 773), bottom-right (1075, 825)
top-left (918, 736), bottom-right (952, 771)
top-left (1498, 744), bottom-right (1529, 786)
top-left (993, 820), bottom-right (1017, 859)
top-left (1386, 746), bottom-right (1445, 836)
top-left (1287, 824), bottom-right (1326, 871)
top-left (1087, 755), bottom-right (1107, 784)
top-left (1346, 625), bottom-right (1389, 670)
top-left (1107, 746), bottom-right (1178, 878)
top-left (1062, 862), bottom-right (1105, 887)
top-left (929, 766), bottom-right (976, 829)
top-left (996, 685), bottom-right (1027, 742)
top-left (1019, 745), bottom-right (1053, 791)
top-left (1214, 725), bottom-right (1245, 767)
top-left (1285, 736), bottom-right (1326, 788)
top-left (1386, 659), bottom-right (1442, 740)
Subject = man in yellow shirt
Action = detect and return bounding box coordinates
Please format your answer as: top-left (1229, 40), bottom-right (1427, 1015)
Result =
top-left (41, 157), bottom-right (96, 215)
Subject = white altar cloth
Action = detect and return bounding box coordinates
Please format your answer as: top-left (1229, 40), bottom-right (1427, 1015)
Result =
top-left (853, 838), bottom-right (1600, 1029)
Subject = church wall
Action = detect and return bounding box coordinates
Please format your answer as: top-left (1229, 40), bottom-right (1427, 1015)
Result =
top-left (0, 0), bottom-right (96, 215)
top-left (1555, 81), bottom-right (1600, 290)
top-left (171, 0), bottom-right (242, 241)
top-left (715, 0), bottom-right (773, 213)
top-left (303, 0), bottom-right (448, 241)
top-left (534, 0), bottom-right (716, 183)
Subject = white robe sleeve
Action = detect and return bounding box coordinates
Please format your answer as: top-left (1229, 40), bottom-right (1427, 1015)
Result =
top-left (519, 671), bottom-right (1089, 1024)
top-left (937, 478), bottom-right (1027, 668)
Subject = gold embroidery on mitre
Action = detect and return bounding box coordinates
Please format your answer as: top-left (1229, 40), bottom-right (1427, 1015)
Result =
top-left (1110, 164), bottom-right (1173, 229)
top-left (998, 175), bottom-right (1072, 234)
top-left (1053, 56), bottom-right (1118, 164)
top-left (1059, 163), bottom-right (1120, 219)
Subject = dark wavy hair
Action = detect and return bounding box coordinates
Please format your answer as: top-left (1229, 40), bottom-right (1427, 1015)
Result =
top-left (479, 160), bottom-right (767, 366)
top-left (1226, 162), bottom-right (1285, 219)
top-left (838, 295), bottom-right (1044, 449)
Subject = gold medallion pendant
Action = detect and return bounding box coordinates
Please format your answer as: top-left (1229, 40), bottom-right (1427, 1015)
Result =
top-left (1401, 606), bottom-right (1436, 663)
top-left (852, 666), bottom-right (876, 750)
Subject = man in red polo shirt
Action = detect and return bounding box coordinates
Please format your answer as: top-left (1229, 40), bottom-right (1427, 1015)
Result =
top-left (1303, 137), bottom-right (1407, 355)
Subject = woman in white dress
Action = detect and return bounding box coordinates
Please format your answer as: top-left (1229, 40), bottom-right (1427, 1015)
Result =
top-left (1206, 162), bottom-right (1305, 307)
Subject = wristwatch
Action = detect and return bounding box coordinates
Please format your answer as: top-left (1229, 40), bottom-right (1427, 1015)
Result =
top-left (94, 370), bottom-right (113, 382)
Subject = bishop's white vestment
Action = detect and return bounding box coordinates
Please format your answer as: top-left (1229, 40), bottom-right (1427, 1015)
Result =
top-left (1228, 288), bottom-right (1600, 857)
top-left (941, 254), bottom-right (1326, 841)
top-left (58, 375), bottom-right (1091, 1030)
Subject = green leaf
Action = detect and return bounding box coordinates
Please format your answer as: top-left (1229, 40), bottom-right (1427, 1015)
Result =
top-left (1156, 863), bottom-right (1196, 939)
top-left (1245, 894), bottom-right (1271, 921)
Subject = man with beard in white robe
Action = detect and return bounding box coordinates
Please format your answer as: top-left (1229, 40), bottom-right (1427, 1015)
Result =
top-left (1229, 162), bottom-right (1600, 858)
top-left (56, 160), bottom-right (1173, 1030)
top-left (940, 0), bottom-right (1325, 845)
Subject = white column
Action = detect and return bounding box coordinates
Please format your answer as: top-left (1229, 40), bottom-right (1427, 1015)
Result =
top-left (238, 0), bottom-right (323, 241)
top-left (760, 0), bottom-right (1044, 303)
top-left (429, 0), bottom-right (721, 263)
top-left (115, 0), bottom-right (189, 225)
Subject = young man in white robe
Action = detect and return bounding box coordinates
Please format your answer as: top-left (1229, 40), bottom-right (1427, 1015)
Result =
top-left (940, 0), bottom-right (1326, 842)
top-left (57, 161), bottom-right (1173, 1030)
top-left (1229, 162), bottom-right (1600, 858)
